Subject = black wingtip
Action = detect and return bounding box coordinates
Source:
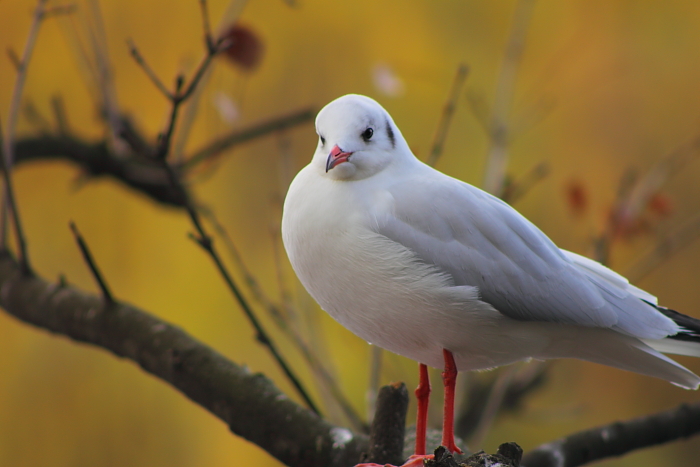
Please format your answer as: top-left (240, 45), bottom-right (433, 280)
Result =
top-left (646, 301), bottom-right (700, 342)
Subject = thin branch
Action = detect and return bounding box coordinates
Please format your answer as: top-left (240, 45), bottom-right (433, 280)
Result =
top-left (126, 3), bottom-right (321, 413)
top-left (367, 345), bottom-right (384, 424)
top-left (426, 64), bottom-right (469, 167)
top-left (6, 48), bottom-right (22, 71)
top-left (0, 121), bottom-right (31, 274)
top-left (594, 133), bottom-right (700, 265)
top-left (23, 99), bottom-right (53, 134)
top-left (501, 161), bottom-right (549, 204)
top-left (126, 39), bottom-right (174, 100)
top-left (481, 0), bottom-right (537, 196)
top-left (51, 95), bottom-right (70, 135)
top-left (467, 365), bottom-right (517, 448)
top-left (151, 7), bottom-right (233, 162)
top-left (0, 251), bottom-right (367, 467)
top-left (2, 0), bottom-right (50, 255)
top-left (198, 0), bottom-right (216, 52)
top-left (456, 362), bottom-right (548, 442)
top-left (44, 4), bottom-right (78, 17)
top-left (624, 211), bottom-right (700, 283)
top-left (127, 35), bottom-right (230, 161)
top-left (4, 0), bottom-right (49, 166)
top-left (68, 221), bottom-right (114, 303)
top-left (180, 192), bottom-right (322, 414)
top-left (522, 402), bottom-right (700, 467)
top-left (620, 135), bottom-right (700, 223)
top-left (182, 107), bottom-right (316, 170)
top-left (203, 207), bottom-right (366, 431)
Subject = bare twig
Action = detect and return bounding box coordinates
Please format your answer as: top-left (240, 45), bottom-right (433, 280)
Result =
top-left (58, 0), bottom-right (124, 153)
top-left (4, 1), bottom-right (75, 153)
top-left (182, 203), bottom-right (321, 414)
top-left (593, 168), bottom-right (638, 264)
top-left (203, 207), bottom-right (366, 430)
top-left (154, 19), bottom-right (234, 162)
top-left (481, 0), bottom-right (537, 196)
top-left (5, 0), bottom-right (49, 132)
top-left (126, 39), bottom-right (174, 100)
top-left (6, 48), bottom-right (22, 71)
top-left (198, 0), bottom-right (216, 51)
top-left (522, 402), bottom-right (700, 467)
top-left (69, 221), bottom-right (114, 303)
top-left (627, 135), bottom-right (700, 218)
top-left (426, 64), bottom-right (469, 167)
top-left (625, 211), bottom-right (700, 283)
top-left (22, 100), bottom-right (53, 134)
top-left (172, 0), bottom-right (252, 160)
top-left (594, 134), bottom-right (700, 265)
top-left (182, 107), bottom-right (316, 170)
top-left (51, 95), bottom-right (70, 135)
top-left (2, 0), bottom-right (50, 252)
top-left (456, 362), bottom-right (548, 442)
top-left (367, 345), bottom-right (384, 424)
top-left (467, 365), bottom-right (518, 448)
top-left (501, 161), bottom-right (549, 204)
top-left (44, 4), bottom-right (78, 17)
top-left (0, 122), bottom-right (31, 274)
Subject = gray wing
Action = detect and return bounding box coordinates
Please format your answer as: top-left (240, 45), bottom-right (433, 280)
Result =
top-left (375, 172), bottom-right (677, 339)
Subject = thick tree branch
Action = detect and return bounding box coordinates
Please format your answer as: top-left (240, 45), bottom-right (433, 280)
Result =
top-left (13, 107), bottom-right (315, 207)
top-left (522, 402), bottom-right (700, 467)
top-left (0, 251), bottom-right (366, 467)
top-left (14, 135), bottom-right (182, 205)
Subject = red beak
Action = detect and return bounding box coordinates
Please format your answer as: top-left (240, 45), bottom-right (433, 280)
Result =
top-left (326, 145), bottom-right (353, 172)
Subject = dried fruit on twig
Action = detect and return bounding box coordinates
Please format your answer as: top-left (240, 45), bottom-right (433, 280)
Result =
top-left (565, 179), bottom-right (588, 216)
top-left (219, 24), bottom-right (264, 71)
top-left (648, 192), bottom-right (673, 218)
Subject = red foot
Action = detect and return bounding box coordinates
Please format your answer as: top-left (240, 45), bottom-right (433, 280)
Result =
top-left (441, 349), bottom-right (463, 455)
top-left (355, 454), bottom-right (434, 467)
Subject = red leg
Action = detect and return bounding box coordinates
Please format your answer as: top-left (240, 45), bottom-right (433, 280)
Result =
top-left (441, 349), bottom-right (463, 454)
top-left (414, 363), bottom-right (430, 456)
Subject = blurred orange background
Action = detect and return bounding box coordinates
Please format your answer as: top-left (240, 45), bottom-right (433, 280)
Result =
top-left (2, 0), bottom-right (700, 466)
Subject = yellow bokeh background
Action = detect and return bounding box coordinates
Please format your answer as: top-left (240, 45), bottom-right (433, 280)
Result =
top-left (2, 0), bottom-right (700, 466)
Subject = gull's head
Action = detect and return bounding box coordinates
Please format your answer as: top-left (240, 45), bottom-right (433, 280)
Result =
top-left (313, 94), bottom-right (413, 181)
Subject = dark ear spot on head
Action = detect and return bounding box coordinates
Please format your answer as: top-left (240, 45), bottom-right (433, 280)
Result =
top-left (385, 118), bottom-right (395, 148)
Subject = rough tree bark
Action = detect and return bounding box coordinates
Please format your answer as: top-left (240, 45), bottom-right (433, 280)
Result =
top-left (0, 251), bottom-right (367, 467)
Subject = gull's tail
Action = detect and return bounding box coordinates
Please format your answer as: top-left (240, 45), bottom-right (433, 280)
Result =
top-left (539, 321), bottom-right (700, 390)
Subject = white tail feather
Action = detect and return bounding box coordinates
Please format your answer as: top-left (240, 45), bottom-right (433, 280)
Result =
top-left (643, 338), bottom-right (700, 358)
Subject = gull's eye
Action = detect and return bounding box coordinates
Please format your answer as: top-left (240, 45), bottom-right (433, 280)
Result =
top-left (320, 135), bottom-right (326, 145)
top-left (361, 127), bottom-right (374, 142)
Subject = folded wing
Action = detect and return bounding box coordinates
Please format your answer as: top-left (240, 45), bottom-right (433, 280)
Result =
top-left (375, 170), bottom-right (678, 340)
